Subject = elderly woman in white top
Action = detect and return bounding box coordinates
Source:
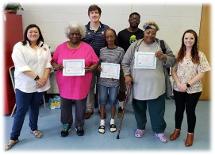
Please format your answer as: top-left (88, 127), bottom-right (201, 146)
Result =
top-left (5, 24), bottom-right (52, 150)
top-left (122, 21), bottom-right (175, 143)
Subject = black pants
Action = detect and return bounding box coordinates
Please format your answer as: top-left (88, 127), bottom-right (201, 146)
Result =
top-left (61, 97), bottom-right (87, 128)
top-left (173, 90), bottom-right (201, 133)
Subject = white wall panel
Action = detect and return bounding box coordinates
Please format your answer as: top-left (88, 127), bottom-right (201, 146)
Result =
top-left (21, 4), bottom-right (202, 54)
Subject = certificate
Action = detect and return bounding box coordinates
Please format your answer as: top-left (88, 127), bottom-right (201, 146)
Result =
top-left (134, 52), bottom-right (157, 69)
top-left (63, 59), bottom-right (85, 76)
top-left (100, 63), bottom-right (120, 80)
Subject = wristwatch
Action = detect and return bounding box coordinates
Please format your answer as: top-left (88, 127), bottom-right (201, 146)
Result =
top-left (186, 83), bottom-right (191, 88)
top-left (34, 75), bottom-right (40, 81)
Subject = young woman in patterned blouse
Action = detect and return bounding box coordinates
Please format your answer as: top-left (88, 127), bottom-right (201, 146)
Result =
top-left (170, 29), bottom-right (210, 147)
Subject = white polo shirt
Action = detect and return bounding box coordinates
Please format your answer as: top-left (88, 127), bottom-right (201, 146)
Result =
top-left (12, 41), bottom-right (52, 93)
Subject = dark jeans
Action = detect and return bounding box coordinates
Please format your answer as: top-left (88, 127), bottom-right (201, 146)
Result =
top-left (10, 89), bottom-right (43, 140)
top-left (132, 94), bottom-right (166, 133)
top-left (173, 90), bottom-right (202, 133)
top-left (61, 97), bottom-right (87, 128)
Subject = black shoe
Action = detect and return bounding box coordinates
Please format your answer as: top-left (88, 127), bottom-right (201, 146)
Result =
top-left (61, 124), bottom-right (71, 137)
top-left (110, 124), bottom-right (117, 133)
top-left (76, 127), bottom-right (84, 136)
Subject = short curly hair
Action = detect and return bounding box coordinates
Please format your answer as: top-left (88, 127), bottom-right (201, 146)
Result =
top-left (65, 22), bottom-right (86, 39)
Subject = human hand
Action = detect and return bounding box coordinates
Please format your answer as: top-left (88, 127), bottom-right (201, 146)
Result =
top-left (176, 82), bottom-right (187, 92)
top-left (85, 64), bottom-right (98, 73)
top-left (97, 65), bottom-right (102, 72)
top-left (124, 75), bottom-right (133, 88)
top-left (51, 61), bottom-right (63, 71)
top-left (36, 77), bottom-right (47, 88)
top-left (155, 51), bottom-right (167, 61)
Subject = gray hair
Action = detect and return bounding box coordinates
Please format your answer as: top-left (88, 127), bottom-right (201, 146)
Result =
top-left (65, 22), bottom-right (86, 39)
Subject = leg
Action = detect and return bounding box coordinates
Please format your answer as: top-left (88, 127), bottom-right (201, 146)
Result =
top-left (75, 97), bottom-right (87, 136)
top-left (147, 94), bottom-right (167, 143)
top-left (60, 97), bottom-right (73, 136)
top-left (170, 90), bottom-right (186, 141)
top-left (185, 92), bottom-right (201, 133)
top-left (75, 97), bottom-right (87, 128)
top-left (85, 74), bottom-right (96, 114)
top-left (98, 85), bottom-right (108, 119)
top-left (10, 89), bottom-right (31, 140)
top-left (29, 92), bottom-right (43, 131)
top-left (109, 86), bottom-right (119, 119)
top-left (60, 97), bottom-right (73, 125)
top-left (147, 94), bottom-right (166, 133)
top-left (98, 85), bottom-right (108, 134)
top-left (132, 99), bottom-right (147, 130)
top-left (109, 86), bottom-right (119, 132)
top-left (173, 90), bottom-right (186, 130)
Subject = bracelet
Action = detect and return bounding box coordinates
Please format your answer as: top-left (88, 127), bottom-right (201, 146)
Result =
top-left (34, 75), bottom-right (40, 81)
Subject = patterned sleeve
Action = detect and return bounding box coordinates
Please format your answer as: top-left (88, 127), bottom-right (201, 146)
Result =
top-left (197, 51), bottom-right (211, 73)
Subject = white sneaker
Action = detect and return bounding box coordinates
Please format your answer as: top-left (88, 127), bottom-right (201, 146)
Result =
top-left (154, 133), bottom-right (168, 143)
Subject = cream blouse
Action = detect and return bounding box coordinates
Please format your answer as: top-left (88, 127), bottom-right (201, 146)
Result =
top-left (173, 51), bottom-right (210, 94)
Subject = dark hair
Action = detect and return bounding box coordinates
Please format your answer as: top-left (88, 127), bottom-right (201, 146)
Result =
top-left (88, 4), bottom-right (102, 15)
top-left (22, 24), bottom-right (44, 46)
top-left (129, 12), bottom-right (140, 19)
top-left (176, 29), bottom-right (200, 64)
top-left (104, 28), bottom-right (118, 46)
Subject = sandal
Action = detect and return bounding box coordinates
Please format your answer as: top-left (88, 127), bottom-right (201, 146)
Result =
top-left (31, 130), bottom-right (43, 138)
top-left (98, 125), bottom-right (105, 134)
top-left (110, 124), bottom-right (117, 133)
top-left (5, 139), bottom-right (19, 151)
top-left (135, 129), bottom-right (144, 138)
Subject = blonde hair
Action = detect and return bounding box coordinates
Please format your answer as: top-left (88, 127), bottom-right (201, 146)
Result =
top-left (65, 22), bottom-right (86, 39)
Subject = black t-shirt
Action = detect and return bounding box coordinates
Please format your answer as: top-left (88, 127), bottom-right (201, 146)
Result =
top-left (117, 28), bottom-right (144, 51)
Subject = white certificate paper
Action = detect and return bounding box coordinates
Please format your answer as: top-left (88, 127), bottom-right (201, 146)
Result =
top-left (134, 52), bottom-right (157, 69)
top-left (100, 63), bottom-right (120, 80)
top-left (63, 59), bottom-right (85, 76)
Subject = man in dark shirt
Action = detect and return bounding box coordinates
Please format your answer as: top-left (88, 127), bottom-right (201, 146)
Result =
top-left (83, 4), bottom-right (109, 119)
top-left (117, 12), bottom-right (144, 114)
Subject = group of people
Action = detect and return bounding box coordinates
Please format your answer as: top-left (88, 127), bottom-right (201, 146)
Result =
top-left (5, 4), bottom-right (210, 151)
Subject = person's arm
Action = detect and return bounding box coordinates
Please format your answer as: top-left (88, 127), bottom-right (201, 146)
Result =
top-left (85, 45), bottom-right (99, 72)
top-left (171, 65), bottom-right (186, 92)
top-left (12, 43), bottom-right (38, 80)
top-left (51, 47), bottom-right (64, 71)
top-left (36, 68), bottom-right (51, 88)
top-left (157, 40), bottom-right (176, 67)
top-left (187, 52), bottom-right (210, 87)
top-left (121, 42), bottom-right (136, 88)
top-left (85, 63), bottom-right (99, 72)
top-left (187, 73), bottom-right (205, 86)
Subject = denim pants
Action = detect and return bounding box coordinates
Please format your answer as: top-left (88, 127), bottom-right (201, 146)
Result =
top-left (10, 89), bottom-right (43, 140)
top-left (132, 94), bottom-right (167, 133)
top-left (98, 85), bottom-right (119, 106)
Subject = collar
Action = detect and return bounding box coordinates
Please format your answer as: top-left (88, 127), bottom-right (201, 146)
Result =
top-left (26, 41), bottom-right (44, 47)
top-left (86, 22), bottom-right (104, 31)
